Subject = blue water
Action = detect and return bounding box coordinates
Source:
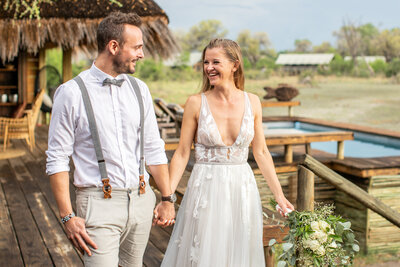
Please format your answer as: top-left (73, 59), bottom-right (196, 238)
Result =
top-left (264, 121), bottom-right (400, 158)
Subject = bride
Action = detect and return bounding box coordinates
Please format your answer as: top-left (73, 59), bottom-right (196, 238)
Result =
top-left (159, 39), bottom-right (294, 266)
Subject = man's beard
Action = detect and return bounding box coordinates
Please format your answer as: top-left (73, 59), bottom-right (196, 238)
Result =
top-left (112, 54), bottom-right (135, 75)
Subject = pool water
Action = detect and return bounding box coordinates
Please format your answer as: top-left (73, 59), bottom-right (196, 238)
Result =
top-left (264, 121), bottom-right (400, 158)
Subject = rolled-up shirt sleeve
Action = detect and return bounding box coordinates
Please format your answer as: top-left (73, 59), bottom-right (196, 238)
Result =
top-left (139, 80), bottom-right (168, 165)
top-left (46, 83), bottom-right (78, 175)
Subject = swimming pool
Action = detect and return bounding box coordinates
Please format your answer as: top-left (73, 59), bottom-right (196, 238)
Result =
top-left (263, 121), bottom-right (400, 158)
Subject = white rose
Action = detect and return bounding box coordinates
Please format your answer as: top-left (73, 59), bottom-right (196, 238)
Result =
top-left (311, 230), bottom-right (328, 243)
top-left (319, 220), bottom-right (330, 232)
top-left (329, 241), bottom-right (337, 248)
top-left (315, 246), bottom-right (326, 255)
top-left (311, 221), bottom-right (320, 231)
top-left (303, 239), bottom-right (320, 251)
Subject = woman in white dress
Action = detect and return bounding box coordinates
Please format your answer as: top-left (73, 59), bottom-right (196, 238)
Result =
top-left (160, 39), bottom-right (294, 267)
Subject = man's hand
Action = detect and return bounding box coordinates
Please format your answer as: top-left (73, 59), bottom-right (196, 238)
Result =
top-left (64, 216), bottom-right (98, 256)
top-left (153, 201), bottom-right (175, 228)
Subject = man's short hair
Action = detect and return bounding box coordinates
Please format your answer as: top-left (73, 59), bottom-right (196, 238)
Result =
top-left (97, 11), bottom-right (142, 53)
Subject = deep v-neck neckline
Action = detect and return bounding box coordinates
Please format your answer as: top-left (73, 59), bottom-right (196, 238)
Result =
top-left (203, 93), bottom-right (247, 147)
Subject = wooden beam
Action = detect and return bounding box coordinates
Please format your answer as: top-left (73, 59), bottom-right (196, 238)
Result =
top-left (301, 154), bottom-right (400, 228)
top-left (297, 165), bottom-right (314, 211)
top-left (261, 101), bottom-right (300, 108)
top-left (265, 131), bottom-right (354, 146)
top-left (62, 48), bottom-right (72, 83)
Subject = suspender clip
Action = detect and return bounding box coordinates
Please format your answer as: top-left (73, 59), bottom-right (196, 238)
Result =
top-left (102, 178), bottom-right (112, 198)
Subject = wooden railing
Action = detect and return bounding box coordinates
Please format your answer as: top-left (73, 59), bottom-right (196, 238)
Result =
top-left (261, 101), bottom-right (300, 117)
top-left (297, 154), bottom-right (400, 228)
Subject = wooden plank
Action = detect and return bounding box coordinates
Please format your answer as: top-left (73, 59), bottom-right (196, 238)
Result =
top-left (261, 101), bottom-right (300, 108)
top-left (143, 239), bottom-right (164, 267)
top-left (0, 160), bottom-right (54, 266)
top-left (8, 157), bottom-right (83, 266)
top-left (149, 225), bottom-right (172, 254)
top-left (301, 154), bottom-right (400, 228)
top-left (0, 181), bottom-right (24, 266)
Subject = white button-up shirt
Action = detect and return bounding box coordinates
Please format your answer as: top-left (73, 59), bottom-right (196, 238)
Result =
top-left (46, 64), bottom-right (167, 188)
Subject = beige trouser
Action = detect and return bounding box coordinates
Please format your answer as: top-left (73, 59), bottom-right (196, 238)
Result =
top-left (76, 185), bottom-right (156, 267)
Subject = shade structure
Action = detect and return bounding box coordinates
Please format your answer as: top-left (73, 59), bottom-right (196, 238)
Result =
top-left (0, 0), bottom-right (180, 63)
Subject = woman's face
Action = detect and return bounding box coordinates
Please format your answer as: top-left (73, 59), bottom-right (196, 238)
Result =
top-left (203, 47), bottom-right (237, 87)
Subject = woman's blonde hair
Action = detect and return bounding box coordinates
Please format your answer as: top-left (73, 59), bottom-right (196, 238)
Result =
top-left (200, 39), bottom-right (245, 92)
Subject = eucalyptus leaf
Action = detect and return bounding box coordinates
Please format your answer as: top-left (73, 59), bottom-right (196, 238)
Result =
top-left (352, 244), bottom-right (360, 252)
top-left (277, 261), bottom-right (287, 267)
top-left (341, 221), bottom-right (351, 230)
top-left (269, 239), bottom-right (277, 246)
top-left (282, 243), bottom-right (293, 251)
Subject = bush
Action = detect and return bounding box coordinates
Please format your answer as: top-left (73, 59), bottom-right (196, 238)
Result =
top-left (165, 65), bottom-right (201, 81)
top-left (329, 54), bottom-right (354, 76)
top-left (135, 59), bottom-right (166, 81)
top-left (385, 58), bottom-right (400, 77)
top-left (370, 59), bottom-right (387, 74)
top-left (351, 61), bottom-right (372, 78)
top-left (255, 56), bottom-right (277, 71)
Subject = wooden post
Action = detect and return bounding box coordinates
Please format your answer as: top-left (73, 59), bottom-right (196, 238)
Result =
top-left (302, 154), bottom-right (400, 228)
top-left (264, 246), bottom-right (275, 267)
top-left (288, 106), bottom-right (294, 117)
top-left (62, 48), bottom-right (72, 83)
top-left (297, 165), bottom-right (314, 211)
top-left (305, 143), bottom-right (311, 155)
top-left (38, 48), bottom-right (46, 125)
top-left (284, 144), bottom-right (293, 163)
top-left (337, 141), bottom-right (344, 159)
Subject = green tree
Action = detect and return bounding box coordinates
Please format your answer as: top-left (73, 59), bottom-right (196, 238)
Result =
top-left (313, 42), bottom-right (336, 53)
top-left (184, 20), bottom-right (228, 52)
top-left (236, 30), bottom-right (273, 67)
top-left (373, 28), bottom-right (400, 62)
top-left (358, 23), bottom-right (380, 55)
top-left (294, 39), bottom-right (312, 53)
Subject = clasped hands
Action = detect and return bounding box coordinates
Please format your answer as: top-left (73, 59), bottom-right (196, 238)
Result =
top-left (153, 201), bottom-right (175, 227)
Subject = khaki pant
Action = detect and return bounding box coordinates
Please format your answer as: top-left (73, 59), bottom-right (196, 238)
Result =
top-left (76, 185), bottom-right (156, 267)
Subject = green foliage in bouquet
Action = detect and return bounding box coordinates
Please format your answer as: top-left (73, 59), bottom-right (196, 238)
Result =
top-left (269, 203), bottom-right (359, 267)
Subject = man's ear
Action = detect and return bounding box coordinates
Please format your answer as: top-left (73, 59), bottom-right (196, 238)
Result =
top-left (108, 40), bottom-right (119, 56)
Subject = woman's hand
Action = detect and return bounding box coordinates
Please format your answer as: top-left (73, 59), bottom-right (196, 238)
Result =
top-left (275, 196), bottom-right (295, 217)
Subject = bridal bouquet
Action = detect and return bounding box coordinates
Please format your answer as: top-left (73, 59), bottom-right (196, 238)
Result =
top-left (269, 202), bottom-right (359, 267)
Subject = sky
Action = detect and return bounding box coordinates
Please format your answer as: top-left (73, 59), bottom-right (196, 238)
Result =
top-left (157, 0), bottom-right (400, 51)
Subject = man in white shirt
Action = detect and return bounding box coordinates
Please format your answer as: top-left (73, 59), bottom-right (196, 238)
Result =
top-left (46, 11), bottom-right (175, 267)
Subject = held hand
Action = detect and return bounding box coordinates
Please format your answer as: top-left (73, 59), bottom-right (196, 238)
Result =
top-left (153, 201), bottom-right (175, 228)
top-left (64, 216), bottom-right (97, 256)
top-left (275, 196), bottom-right (295, 217)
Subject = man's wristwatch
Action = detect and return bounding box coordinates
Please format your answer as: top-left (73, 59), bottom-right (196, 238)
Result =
top-left (162, 193), bottom-right (177, 203)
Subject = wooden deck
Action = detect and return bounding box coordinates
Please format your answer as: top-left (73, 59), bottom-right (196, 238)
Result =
top-left (0, 126), bottom-right (174, 266)
top-left (3, 123), bottom-right (399, 266)
top-left (0, 126), bottom-right (287, 266)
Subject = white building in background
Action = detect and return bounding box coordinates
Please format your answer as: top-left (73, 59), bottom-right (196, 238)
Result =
top-left (344, 56), bottom-right (386, 63)
top-left (275, 53), bottom-right (335, 74)
top-left (163, 52), bottom-right (202, 67)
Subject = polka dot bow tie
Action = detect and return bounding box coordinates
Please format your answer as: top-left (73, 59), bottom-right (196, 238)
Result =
top-left (102, 78), bottom-right (125, 87)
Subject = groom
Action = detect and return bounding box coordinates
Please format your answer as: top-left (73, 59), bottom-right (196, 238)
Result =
top-left (46, 11), bottom-right (175, 266)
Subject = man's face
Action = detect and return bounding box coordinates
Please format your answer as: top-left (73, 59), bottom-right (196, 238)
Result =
top-left (113, 24), bottom-right (144, 74)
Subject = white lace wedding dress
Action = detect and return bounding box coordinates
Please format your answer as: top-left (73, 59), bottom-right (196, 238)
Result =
top-left (161, 93), bottom-right (265, 267)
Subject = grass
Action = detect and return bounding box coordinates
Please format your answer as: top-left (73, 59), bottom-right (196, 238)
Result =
top-left (147, 75), bottom-right (400, 132)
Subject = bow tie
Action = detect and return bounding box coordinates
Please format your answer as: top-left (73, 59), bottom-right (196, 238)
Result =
top-left (102, 78), bottom-right (125, 87)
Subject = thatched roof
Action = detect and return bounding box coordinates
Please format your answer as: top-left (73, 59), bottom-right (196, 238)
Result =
top-left (0, 0), bottom-right (179, 63)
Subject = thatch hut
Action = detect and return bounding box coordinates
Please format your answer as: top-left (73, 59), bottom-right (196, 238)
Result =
top-left (0, 0), bottom-right (179, 117)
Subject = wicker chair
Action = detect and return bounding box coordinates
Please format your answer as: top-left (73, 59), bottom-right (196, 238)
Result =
top-left (0, 89), bottom-right (45, 151)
